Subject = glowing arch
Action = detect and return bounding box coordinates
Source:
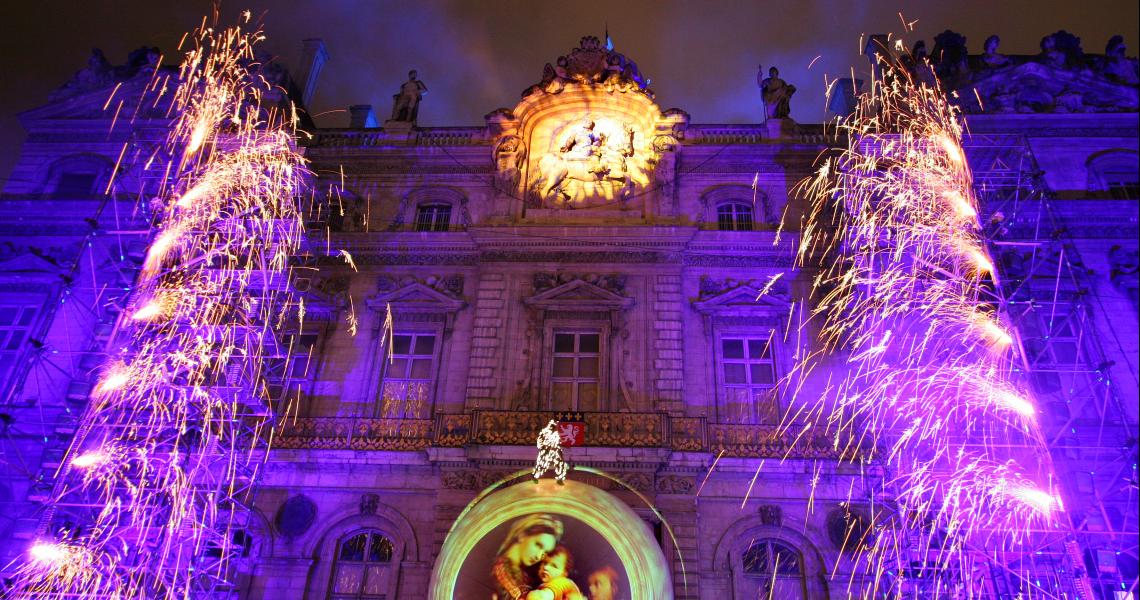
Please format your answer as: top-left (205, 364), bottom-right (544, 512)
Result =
top-left (429, 477), bottom-right (673, 599)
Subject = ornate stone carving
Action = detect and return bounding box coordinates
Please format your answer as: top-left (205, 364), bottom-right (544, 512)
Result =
top-left (524, 36), bottom-right (651, 98)
top-left (656, 475), bottom-right (695, 495)
top-left (533, 272), bottom-right (626, 295)
top-left (441, 469), bottom-right (512, 490)
top-left (697, 275), bottom-right (790, 301)
top-left (826, 505), bottom-right (875, 554)
top-left (493, 134), bottom-right (527, 194)
top-left (327, 188), bottom-right (367, 233)
top-left (1108, 245), bottom-right (1139, 289)
top-left (530, 114), bottom-right (639, 206)
top-left (51, 46), bottom-right (164, 101)
top-left (757, 504), bottom-right (782, 527)
top-left (619, 473), bottom-right (653, 492)
top-left (916, 29), bottom-right (1140, 114)
top-left (376, 274), bottom-right (464, 299)
top-left (359, 493), bottom-right (380, 515)
top-left (308, 274), bottom-right (352, 308)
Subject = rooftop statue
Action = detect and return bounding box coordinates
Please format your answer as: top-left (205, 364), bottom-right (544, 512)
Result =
top-left (981, 35), bottom-right (1011, 69)
top-left (1101, 35), bottom-right (1140, 85)
top-left (390, 69), bottom-right (427, 124)
top-left (880, 29), bottom-right (1140, 114)
top-left (758, 66), bottom-right (796, 120)
top-left (50, 49), bottom-right (115, 101)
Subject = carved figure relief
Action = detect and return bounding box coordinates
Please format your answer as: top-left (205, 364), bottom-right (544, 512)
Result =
top-left (530, 115), bottom-right (643, 207)
top-left (493, 134), bottom-right (527, 194)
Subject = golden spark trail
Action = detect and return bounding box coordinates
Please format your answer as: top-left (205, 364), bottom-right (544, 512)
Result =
top-left (5, 13), bottom-right (308, 599)
top-left (784, 44), bottom-right (1065, 598)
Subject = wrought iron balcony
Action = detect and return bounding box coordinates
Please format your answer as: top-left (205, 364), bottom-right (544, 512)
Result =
top-left (273, 410), bottom-right (864, 460)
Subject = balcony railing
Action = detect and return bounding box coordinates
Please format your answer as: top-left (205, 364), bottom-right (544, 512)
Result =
top-left (273, 411), bottom-right (865, 459)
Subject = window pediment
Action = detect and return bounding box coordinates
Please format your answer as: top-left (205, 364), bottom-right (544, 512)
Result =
top-left (523, 278), bottom-right (633, 312)
top-left (367, 282), bottom-right (465, 315)
top-left (694, 285), bottom-right (789, 317)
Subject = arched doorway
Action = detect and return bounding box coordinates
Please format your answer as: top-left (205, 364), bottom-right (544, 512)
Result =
top-left (429, 477), bottom-right (672, 599)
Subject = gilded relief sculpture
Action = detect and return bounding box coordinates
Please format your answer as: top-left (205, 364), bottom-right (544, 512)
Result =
top-left (531, 115), bottom-right (638, 208)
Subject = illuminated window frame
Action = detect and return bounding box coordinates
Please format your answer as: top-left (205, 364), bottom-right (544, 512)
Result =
top-left (379, 330), bottom-right (440, 419)
top-left (714, 330), bottom-right (779, 424)
top-left (717, 202), bottom-right (754, 231)
top-left (330, 529), bottom-right (396, 600)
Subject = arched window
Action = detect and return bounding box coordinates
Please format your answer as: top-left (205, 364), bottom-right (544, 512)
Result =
top-left (717, 202), bottom-right (754, 231)
top-left (414, 203), bottom-right (452, 231)
top-left (1087, 150), bottom-right (1139, 200)
top-left (331, 529), bottom-right (396, 599)
top-left (741, 539), bottom-right (805, 598)
top-left (43, 154), bottom-right (113, 198)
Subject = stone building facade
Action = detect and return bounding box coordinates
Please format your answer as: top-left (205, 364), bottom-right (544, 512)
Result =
top-left (0, 30), bottom-right (1137, 599)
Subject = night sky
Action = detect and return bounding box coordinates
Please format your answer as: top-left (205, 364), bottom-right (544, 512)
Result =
top-left (1, 1), bottom-right (1137, 189)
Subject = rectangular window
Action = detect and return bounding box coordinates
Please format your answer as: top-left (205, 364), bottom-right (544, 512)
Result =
top-left (380, 332), bottom-right (436, 418)
top-left (550, 331), bottom-right (600, 411)
top-left (717, 203), bottom-right (754, 231)
top-left (0, 304), bottom-right (37, 398)
top-left (53, 172), bottom-right (98, 198)
top-left (414, 204), bottom-right (451, 232)
top-left (718, 334), bottom-right (779, 424)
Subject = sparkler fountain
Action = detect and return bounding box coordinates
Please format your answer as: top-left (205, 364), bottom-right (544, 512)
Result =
top-left (4, 13), bottom-right (308, 598)
top-left (791, 44), bottom-right (1073, 597)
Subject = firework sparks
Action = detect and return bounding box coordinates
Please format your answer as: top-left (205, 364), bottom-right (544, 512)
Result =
top-left (6, 13), bottom-right (308, 599)
top-left (787, 43), bottom-right (1064, 597)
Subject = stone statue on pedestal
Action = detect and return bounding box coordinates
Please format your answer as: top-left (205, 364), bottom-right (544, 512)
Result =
top-left (390, 70), bottom-right (427, 124)
top-left (758, 66), bottom-right (796, 120)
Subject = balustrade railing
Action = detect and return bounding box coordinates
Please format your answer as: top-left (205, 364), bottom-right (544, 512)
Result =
top-left (274, 410), bottom-right (865, 459)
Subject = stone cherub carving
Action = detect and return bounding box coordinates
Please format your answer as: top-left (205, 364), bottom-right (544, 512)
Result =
top-left (390, 70), bottom-right (427, 123)
top-left (758, 66), bottom-right (796, 119)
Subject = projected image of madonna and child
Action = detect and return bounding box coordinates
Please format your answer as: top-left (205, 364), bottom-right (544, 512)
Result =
top-left (454, 512), bottom-right (630, 600)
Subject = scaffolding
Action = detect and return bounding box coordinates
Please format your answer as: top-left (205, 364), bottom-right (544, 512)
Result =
top-left (966, 131), bottom-right (1138, 599)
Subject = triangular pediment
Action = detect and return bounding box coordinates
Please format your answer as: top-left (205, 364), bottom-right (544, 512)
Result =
top-left (958, 61), bottom-right (1139, 112)
top-left (524, 278), bottom-right (633, 311)
top-left (367, 282), bottom-right (464, 313)
top-left (0, 251), bottom-right (62, 274)
top-left (20, 79), bottom-right (166, 124)
top-left (693, 285), bottom-right (790, 315)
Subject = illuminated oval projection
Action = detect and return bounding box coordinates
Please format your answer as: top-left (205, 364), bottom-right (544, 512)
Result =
top-left (429, 478), bottom-right (672, 599)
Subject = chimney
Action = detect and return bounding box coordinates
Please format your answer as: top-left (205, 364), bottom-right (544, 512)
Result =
top-left (296, 38), bottom-right (329, 108)
top-left (348, 105), bottom-right (378, 128)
